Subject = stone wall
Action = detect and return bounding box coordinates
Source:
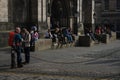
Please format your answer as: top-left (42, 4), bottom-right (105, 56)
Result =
top-left (0, 31), bottom-right (9, 47)
top-left (35, 39), bottom-right (52, 51)
top-left (0, 22), bottom-right (14, 31)
top-left (0, 0), bottom-right (8, 22)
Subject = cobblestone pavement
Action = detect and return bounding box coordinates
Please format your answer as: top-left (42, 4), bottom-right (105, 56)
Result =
top-left (0, 72), bottom-right (119, 80)
top-left (0, 40), bottom-right (120, 80)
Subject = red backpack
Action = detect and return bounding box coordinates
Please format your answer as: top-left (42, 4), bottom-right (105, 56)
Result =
top-left (8, 31), bottom-right (15, 46)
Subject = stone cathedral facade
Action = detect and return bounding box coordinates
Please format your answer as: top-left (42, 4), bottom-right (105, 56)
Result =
top-left (0, 0), bottom-right (95, 47)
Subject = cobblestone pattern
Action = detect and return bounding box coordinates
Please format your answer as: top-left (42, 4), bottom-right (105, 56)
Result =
top-left (0, 72), bottom-right (119, 80)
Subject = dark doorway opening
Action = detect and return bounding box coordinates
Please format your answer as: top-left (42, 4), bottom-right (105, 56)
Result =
top-left (13, 0), bottom-right (38, 30)
top-left (51, 0), bottom-right (69, 29)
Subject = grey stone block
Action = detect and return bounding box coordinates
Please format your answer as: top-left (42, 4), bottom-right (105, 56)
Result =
top-left (35, 39), bottom-right (52, 51)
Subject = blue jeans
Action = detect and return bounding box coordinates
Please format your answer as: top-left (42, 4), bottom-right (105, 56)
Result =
top-left (24, 47), bottom-right (30, 63)
top-left (65, 35), bottom-right (73, 42)
top-left (16, 46), bottom-right (22, 66)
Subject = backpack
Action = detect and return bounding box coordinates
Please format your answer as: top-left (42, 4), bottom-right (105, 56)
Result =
top-left (8, 31), bottom-right (15, 46)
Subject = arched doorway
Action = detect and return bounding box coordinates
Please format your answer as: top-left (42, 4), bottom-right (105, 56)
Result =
top-left (50, 0), bottom-right (70, 29)
top-left (13, 0), bottom-right (27, 23)
top-left (12, 0), bottom-right (38, 30)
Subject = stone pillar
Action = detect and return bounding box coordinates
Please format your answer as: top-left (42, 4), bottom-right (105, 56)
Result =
top-left (0, 0), bottom-right (8, 22)
top-left (70, 17), bottom-right (73, 30)
top-left (38, 0), bottom-right (47, 30)
top-left (78, 0), bottom-right (84, 35)
top-left (38, 0), bottom-right (47, 37)
top-left (47, 17), bottom-right (51, 29)
top-left (46, 0), bottom-right (51, 29)
top-left (38, 0), bottom-right (42, 23)
top-left (92, 0), bottom-right (95, 32)
top-left (43, 0), bottom-right (46, 22)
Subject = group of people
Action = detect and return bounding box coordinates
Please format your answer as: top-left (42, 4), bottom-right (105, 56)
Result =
top-left (45, 27), bottom-right (75, 46)
top-left (8, 26), bottom-right (39, 69)
top-left (85, 25), bottom-right (112, 43)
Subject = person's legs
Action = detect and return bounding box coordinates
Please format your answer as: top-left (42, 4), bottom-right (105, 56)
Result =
top-left (90, 33), bottom-right (96, 41)
top-left (69, 35), bottom-right (73, 42)
top-left (24, 47), bottom-right (30, 63)
top-left (67, 35), bottom-right (73, 43)
top-left (16, 46), bottom-right (23, 68)
top-left (10, 47), bottom-right (16, 68)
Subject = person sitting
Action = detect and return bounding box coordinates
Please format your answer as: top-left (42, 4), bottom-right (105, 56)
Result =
top-left (44, 29), bottom-right (53, 39)
top-left (54, 27), bottom-right (63, 44)
top-left (63, 27), bottom-right (73, 43)
top-left (95, 26), bottom-right (102, 42)
top-left (87, 28), bottom-right (96, 41)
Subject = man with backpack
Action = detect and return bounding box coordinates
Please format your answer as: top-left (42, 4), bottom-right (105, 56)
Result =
top-left (8, 27), bottom-right (23, 68)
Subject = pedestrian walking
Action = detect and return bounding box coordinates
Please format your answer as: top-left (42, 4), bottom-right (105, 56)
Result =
top-left (22, 28), bottom-right (31, 64)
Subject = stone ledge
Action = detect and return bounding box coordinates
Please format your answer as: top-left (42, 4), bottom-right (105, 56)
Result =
top-left (101, 32), bottom-right (116, 43)
top-left (111, 32), bottom-right (117, 41)
top-left (35, 39), bottom-right (52, 51)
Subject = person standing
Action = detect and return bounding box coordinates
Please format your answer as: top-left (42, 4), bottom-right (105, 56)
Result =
top-left (22, 28), bottom-right (31, 64)
top-left (13, 27), bottom-right (23, 68)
